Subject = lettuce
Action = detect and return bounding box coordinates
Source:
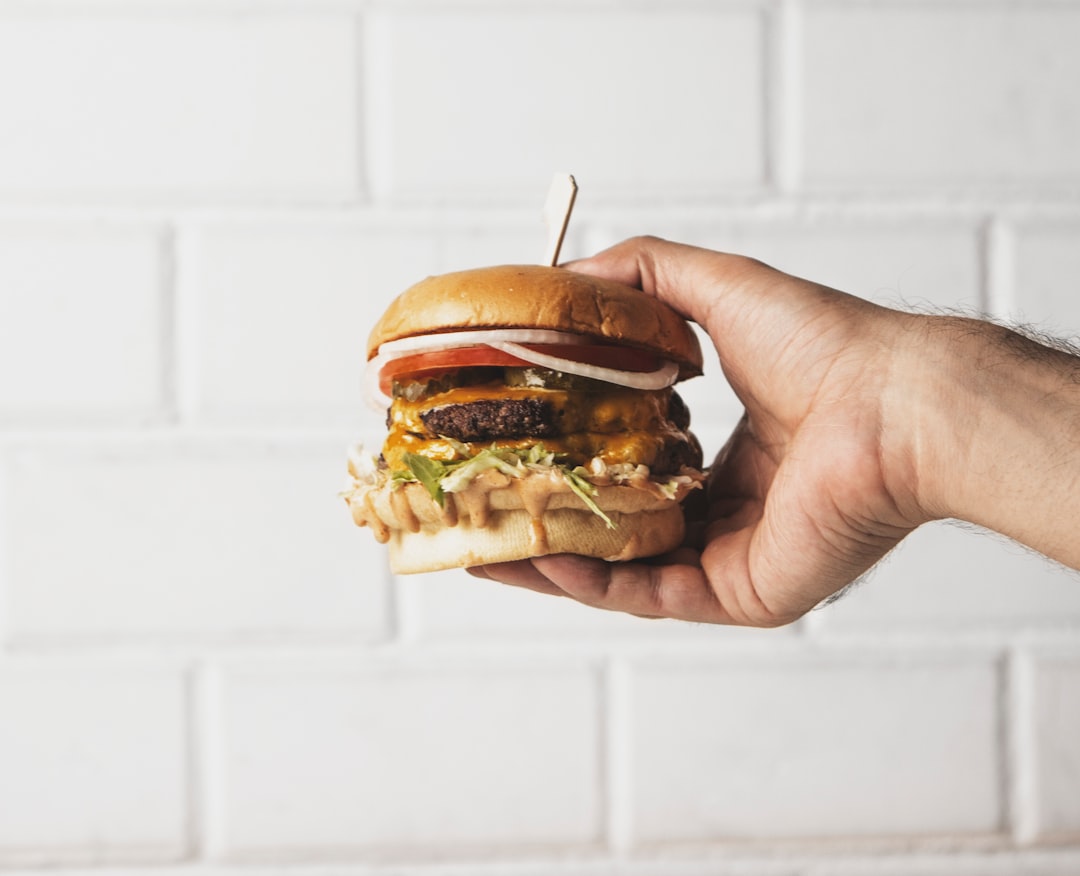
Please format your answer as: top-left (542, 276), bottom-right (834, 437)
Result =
top-left (560, 467), bottom-right (615, 529)
top-left (441, 448), bottom-right (526, 493)
top-left (397, 442), bottom-right (616, 526)
top-left (347, 440), bottom-right (700, 525)
top-left (401, 453), bottom-right (450, 506)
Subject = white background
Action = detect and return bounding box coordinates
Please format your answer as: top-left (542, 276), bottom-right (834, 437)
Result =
top-left (0, 1), bottom-right (1079, 873)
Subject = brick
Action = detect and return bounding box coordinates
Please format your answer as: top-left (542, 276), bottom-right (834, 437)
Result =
top-left (185, 219), bottom-right (539, 424)
top-left (803, 5), bottom-right (1080, 186)
top-left (1026, 652), bottom-right (1080, 838)
top-left (214, 659), bottom-right (600, 853)
top-left (367, 9), bottom-right (764, 202)
top-left (3, 441), bottom-right (388, 644)
top-left (627, 653), bottom-right (1000, 842)
top-left (0, 14), bottom-right (357, 200)
top-left (0, 222), bottom-right (163, 419)
top-left (1012, 220), bottom-right (1080, 337)
top-left (0, 659), bottom-right (186, 858)
top-left (810, 852), bottom-right (1080, 876)
top-left (812, 521), bottom-right (1080, 633)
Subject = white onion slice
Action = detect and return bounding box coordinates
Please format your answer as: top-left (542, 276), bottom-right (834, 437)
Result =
top-left (377, 328), bottom-right (587, 357)
top-left (364, 368), bottom-right (392, 411)
top-left (489, 341), bottom-right (680, 391)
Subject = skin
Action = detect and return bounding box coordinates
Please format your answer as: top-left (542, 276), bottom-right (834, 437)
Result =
top-left (469, 236), bottom-right (1080, 627)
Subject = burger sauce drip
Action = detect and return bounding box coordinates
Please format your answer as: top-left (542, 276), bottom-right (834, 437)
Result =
top-left (362, 493), bottom-right (390, 543)
top-left (450, 471), bottom-right (555, 555)
top-left (440, 492), bottom-right (459, 527)
top-left (515, 475), bottom-right (555, 555)
top-left (390, 488), bottom-right (422, 533)
top-left (461, 488), bottom-right (491, 529)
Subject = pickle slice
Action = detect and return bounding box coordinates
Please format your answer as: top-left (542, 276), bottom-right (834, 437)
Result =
top-left (503, 366), bottom-right (607, 392)
top-left (391, 366), bottom-right (503, 400)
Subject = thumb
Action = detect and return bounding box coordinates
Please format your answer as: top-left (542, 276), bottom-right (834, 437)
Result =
top-left (563, 235), bottom-right (768, 333)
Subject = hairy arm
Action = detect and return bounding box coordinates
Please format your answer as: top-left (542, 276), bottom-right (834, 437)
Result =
top-left (907, 317), bottom-right (1080, 569)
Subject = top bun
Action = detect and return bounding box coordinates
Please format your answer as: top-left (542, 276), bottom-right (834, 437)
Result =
top-left (368, 265), bottom-right (703, 380)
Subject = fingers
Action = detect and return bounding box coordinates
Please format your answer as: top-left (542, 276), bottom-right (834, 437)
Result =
top-left (467, 561), bottom-right (567, 599)
top-left (475, 553), bottom-right (746, 625)
top-left (562, 235), bottom-right (776, 334)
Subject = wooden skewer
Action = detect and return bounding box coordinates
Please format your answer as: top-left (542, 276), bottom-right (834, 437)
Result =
top-left (542, 172), bottom-right (578, 266)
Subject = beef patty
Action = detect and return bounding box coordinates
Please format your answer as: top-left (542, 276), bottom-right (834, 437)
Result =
top-left (417, 393), bottom-right (701, 475)
top-left (420, 398), bottom-right (558, 442)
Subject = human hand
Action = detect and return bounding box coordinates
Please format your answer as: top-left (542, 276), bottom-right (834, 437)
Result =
top-left (470, 236), bottom-right (931, 626)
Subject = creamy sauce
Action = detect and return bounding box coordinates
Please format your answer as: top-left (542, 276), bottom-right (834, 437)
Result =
top-left (529, 517), bottom-right (549, 554)
top-left (514, 472), bottom-right (557, 554)
top-left (460, 486), bottom-right (492, 528)
top-left (441, 492), bottom-right (459, 527)
top-left (362, 492), bottom-right (390, 543)
top-left (390, 487), bottom-right (421, 533)
top-left (344, 453), bottom-right (702, 554)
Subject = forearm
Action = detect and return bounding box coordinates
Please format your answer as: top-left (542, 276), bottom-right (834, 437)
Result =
top-left (900, 315), bottom-right (1080, 568)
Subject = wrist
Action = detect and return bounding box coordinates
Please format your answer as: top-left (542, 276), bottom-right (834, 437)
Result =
top-left (897, 315), bottom-right (1080, 567)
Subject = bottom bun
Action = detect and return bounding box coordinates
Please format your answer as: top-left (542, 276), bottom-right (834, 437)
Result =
top-left (344, 468), bottom-right (694, 575)
top-left (387, 504), bottom-right (685, 574)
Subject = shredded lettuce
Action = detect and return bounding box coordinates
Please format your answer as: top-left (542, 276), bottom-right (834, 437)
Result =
top-left (395, 442), bottom-right (618, 526)
top-left (440, 448), bottom-right (525, 493)
top-left (387, 441), bottom-right (701, 527)
top-left (561, 467), bottom-right (616, 529)
top-left (344, 440), bottom-right (700, 530)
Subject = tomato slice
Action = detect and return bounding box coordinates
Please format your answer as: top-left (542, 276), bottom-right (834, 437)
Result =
top-left (378, 344), bottom-right (660, 397)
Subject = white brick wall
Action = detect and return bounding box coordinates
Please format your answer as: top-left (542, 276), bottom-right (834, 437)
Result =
top-left (365, 9), bottom-right (765, 202)
top-left (1, 1), bottom-right (1079, 874)
top-left (1022, 651), bottom-right (1080, 840)
top-left (626, 653), bottom-right (1001, 843)
top-left (211, 658), bottom-right (600, 856)
top-left (802, 5), bottom-right (1080, 190)
top-left (1011, 219), bottom-right (1080, 336)
top-left (810, 521), bottom-right (1080, 633)
top-left (0, 659), bottom-right (187, 860)
top-left (2, 440), bottom-right (387, 645)
top-left (0, 222), bottom-right (166, 421)
top-left (0, 14), bottom-right (359, 201)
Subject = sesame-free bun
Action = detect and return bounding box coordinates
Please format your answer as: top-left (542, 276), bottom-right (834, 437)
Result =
top-left (367, 265), bottom-right (703, 380)
top-left (345, 473), bottom-right (687, 574)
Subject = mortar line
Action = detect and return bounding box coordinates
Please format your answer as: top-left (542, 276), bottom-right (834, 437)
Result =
top-left (384, 565), bottom-right (411, 645)
top-left (766, 0), bottom-right (803, 196)
top-left (1007, 644), bottom-right (1038, 844)
top-left (170, 221), bottom-right (200, 424)
top-left (983, 214), bottom-right (1016, 319)
top-left (159, 223), bottom-right (180, 425)
top-left (603, 655), bottom-right (633, 857)
top-left (184, 660), bottom-right (205, 860)
top-left (190, 658), bottom-right (225, 860)
top-left (353, 10), bottom-right (369, 205)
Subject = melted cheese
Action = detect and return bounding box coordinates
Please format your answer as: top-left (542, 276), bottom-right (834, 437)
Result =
top-left (388, 384), bottom-right (670, 436)
top-left (381, 384), bottom-right (688, 472)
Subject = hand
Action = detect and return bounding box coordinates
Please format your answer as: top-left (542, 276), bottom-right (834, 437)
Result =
top-left (470, 236), bottom-right (930, 626)
top-left (471, 237), bottom-right (1080, 625)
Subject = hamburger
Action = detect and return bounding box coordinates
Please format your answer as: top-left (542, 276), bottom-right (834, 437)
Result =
top-left (343, 264), bottom-right (705, 574)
